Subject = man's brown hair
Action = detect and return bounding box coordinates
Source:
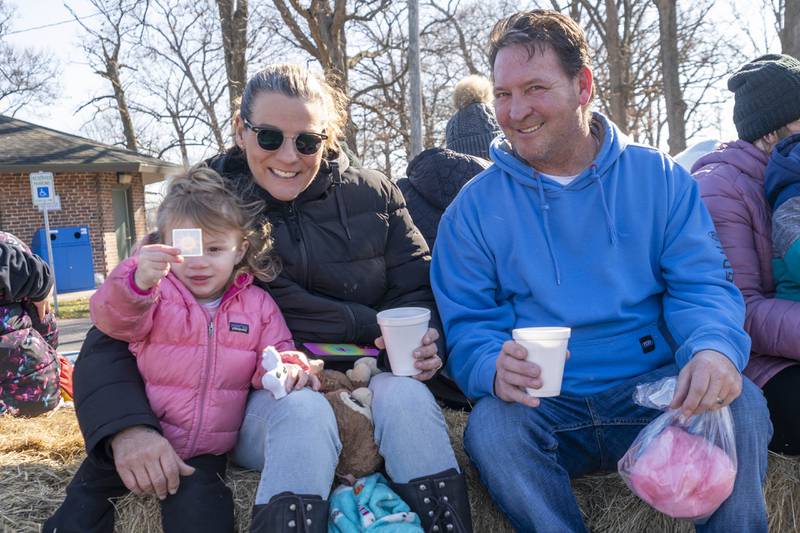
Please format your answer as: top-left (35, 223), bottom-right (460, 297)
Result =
top-left (488, 10), bottom-right (592, 80)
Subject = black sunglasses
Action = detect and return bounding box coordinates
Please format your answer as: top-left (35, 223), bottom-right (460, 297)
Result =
top-left (242, 118), bottom-right (328, 155)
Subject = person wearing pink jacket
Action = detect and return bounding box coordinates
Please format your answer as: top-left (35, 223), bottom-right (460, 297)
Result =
top-left (694, 53), bottom-right (800, 456)
top-left (46, 166), bottom-right (316, 533)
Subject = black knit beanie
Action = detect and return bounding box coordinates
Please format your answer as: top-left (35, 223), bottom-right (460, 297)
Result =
top-left (445, 103), bottom-right (502, 160)
top-left (728, 53), bottom-right (800, 143)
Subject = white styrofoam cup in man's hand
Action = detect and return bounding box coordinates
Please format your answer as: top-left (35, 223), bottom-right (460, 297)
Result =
top-left (512, 326), bottom-right (571, 397)
top-left (377, 307), bottom-right (431, 376)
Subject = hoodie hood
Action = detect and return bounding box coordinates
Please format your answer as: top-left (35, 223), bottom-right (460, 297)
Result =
top-left (403, 147), bottom-right (490, 210)
top-left (691, 140), bottom-right (769, 183)
top-left (488, 112), bottom-right (626, 283)
top-left (490, 112), bottom-right (627, 192)
top-left (764, 133), bottom-right (800, 211)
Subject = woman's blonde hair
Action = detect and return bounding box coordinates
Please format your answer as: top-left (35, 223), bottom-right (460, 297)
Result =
top-left (239, 63), bottom-right (348, 154)
top-left (156, 165), bottom-right (280, 282)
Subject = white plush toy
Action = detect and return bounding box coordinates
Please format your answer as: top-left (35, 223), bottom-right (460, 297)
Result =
top-left (261, 346), bottom-right (289, 400)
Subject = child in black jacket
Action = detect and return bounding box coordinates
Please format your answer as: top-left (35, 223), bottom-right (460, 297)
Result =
top-left (0, 231), bottom-right (60, 416)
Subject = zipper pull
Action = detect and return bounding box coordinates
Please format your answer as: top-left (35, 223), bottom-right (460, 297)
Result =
top-left (208, 321), bottom-right (213, 336)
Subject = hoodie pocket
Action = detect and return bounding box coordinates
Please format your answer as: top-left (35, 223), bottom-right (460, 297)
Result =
top-left (563, 322), bottom-right (674, 392)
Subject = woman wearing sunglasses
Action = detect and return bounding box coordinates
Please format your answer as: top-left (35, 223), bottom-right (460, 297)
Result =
top-left (63, 64), bottom-right (472, 533)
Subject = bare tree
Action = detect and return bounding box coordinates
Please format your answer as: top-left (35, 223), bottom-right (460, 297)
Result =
top-left (67, 0), bottom-right (142, 151)
top-left (578, 0), bottom-right (638, 132)
top-left (350, 4), bottom-right (410, 173)
top-left (141, 0), bottom-right (229, 153)
top-left (655, 0), bottom-right (686, 154)
top-left (780, 0), bottom-right (800, 57)
top-left (216, 0), bottom-right (248, 116)
top-left (269, 0), bottom-right (391, 151)
top-left (0, 0), bottom-right (58, 116)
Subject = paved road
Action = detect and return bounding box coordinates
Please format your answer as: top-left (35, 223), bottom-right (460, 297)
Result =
top-left (58, 317), bottom-right (93, 359)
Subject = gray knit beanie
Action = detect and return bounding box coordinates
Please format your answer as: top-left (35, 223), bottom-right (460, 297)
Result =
top-left (728, 53), bottom-right (800, 143)
top-left (445, 75), bottom-right (502, 160)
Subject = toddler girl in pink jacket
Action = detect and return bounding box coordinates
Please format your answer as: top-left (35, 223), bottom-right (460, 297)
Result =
top-left (54, 166), bottom-right (319, 531)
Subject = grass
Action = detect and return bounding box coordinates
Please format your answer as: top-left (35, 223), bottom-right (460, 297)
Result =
top-left (54, 298), bottom-right (90, 319)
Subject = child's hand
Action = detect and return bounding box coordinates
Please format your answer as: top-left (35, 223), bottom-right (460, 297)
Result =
top-left (283, 363), bottom-right (321, 392)
top-left (32, 297), bottom-right (51, 321)
top-left (134, 244), bottom-right (183, 291)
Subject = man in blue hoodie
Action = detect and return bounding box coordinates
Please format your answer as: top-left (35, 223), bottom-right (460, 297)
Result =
top-left (431, 9), bottom-right (771, 532)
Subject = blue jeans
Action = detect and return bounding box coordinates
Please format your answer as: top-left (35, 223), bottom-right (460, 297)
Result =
top-left (231, 372), bottom-right (459, 503)
top-left (463, 364), bottom-right (772, 533)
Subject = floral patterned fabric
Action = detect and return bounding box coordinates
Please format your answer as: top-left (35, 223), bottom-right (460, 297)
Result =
top-left (0, 231), bottom-right (60, 417)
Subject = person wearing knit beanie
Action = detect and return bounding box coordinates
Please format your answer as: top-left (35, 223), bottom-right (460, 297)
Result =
top-left (445, 75), bottom-right (502, 160)
top-left (728, 53), bottom-right (800, 145)
top-left (693, 54), bottom-right (800, 457)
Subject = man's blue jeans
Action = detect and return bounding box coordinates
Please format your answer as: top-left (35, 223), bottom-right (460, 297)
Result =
top-left (463, 364), bottom-right (772, 533)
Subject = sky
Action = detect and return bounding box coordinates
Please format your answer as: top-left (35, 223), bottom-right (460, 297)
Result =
top-left (3, 0), bottom-right (782, 156)
top-left (5, 0), bottom-right (105, 136)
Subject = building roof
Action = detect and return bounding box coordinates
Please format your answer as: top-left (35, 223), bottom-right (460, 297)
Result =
top-left (0, 114), bottom-right (180, 183)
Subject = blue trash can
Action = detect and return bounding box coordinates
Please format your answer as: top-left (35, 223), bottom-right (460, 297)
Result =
top-left (32, 226), bottom-right (95, 293)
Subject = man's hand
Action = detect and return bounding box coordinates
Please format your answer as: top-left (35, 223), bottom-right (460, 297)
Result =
top-left (493, 340), bottom-right (542, 408)
top-left (110, 426), bottom-right (195, 500)
top-left (670, 350), bottom-right (742, 417)
top-left (134, 245), bottom-right (183, 291)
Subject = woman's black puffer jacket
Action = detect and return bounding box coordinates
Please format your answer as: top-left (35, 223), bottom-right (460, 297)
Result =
top-left (208, 147), bottom-right (444, 351)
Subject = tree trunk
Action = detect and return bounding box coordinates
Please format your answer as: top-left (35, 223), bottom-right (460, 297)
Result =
top-left (216, 0), bottom-right (248, 118)
top-left (313, 1), bottom-right (357, 152)
top-left (408, 0), bottom-right (422, 157)
top-left (655, 0), bottom-right (686, 154)
top-left (603, 0), bottom-right (629, 132)
top-left (107, 59), bottom-right (138, 152)
top-left (783, 0), bottom-right (800, 58)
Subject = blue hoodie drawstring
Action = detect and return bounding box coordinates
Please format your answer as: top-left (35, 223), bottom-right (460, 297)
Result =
top-left (534, 170), bottom-right (562, 285)
top-left (591, 164), bottom-right (618, 246)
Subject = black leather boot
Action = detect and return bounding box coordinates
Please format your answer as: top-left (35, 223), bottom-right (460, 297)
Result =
top-left (392, 468), bottom-right (474, 533)
top-left (249, 492), bottom-right (329, 533)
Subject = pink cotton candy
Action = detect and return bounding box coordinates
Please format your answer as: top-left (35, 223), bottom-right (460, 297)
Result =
top-left (628, 426), bottom-right (736, 519)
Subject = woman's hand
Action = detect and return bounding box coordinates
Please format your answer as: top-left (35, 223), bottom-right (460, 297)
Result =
top-left (375, 327), bottom-right (443, 382)
top-left (283, 363), bottom-right (321, 392)
top-left (110, 426), bottom-right (195, 500)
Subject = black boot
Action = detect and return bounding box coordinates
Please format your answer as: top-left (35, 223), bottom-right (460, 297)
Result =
top-left (392, 468), bottom-right (473, 533)
top-left (249, 492), bottom-right (329, 533)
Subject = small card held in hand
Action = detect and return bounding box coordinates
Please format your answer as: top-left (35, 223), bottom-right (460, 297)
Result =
top-left (173, 228), bottom-right (203, 256)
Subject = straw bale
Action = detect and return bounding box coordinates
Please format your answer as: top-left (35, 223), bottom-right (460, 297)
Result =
top-left (1, 407), bottom-right (798, 533)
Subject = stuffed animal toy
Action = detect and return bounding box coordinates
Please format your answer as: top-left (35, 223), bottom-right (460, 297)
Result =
top-left (317, 357), bottom-right (383, 484)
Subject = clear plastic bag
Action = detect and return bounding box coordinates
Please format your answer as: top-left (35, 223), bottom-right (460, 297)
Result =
top-left (617, 376), bottom-right (737, 521)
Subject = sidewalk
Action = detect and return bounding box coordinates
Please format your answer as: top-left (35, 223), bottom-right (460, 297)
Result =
top-left (58, 317), bottom-right (92, 359)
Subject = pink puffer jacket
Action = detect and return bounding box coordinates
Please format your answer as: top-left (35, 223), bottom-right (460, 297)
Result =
top-left (90, 256), bottom-right (294, 459)
top-left (693, 140), bottom-right (800, 387)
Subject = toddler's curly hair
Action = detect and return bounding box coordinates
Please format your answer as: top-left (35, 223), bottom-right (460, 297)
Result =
top-left (155, 165), bottom-right (280, 282)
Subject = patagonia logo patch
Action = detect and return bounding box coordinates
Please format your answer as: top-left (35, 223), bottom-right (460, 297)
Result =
top-left (229, 322), bottom-right (250, 334)
top-left (639, 335), bottom-right (655, 354)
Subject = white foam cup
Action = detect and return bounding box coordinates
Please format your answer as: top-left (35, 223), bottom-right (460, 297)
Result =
top-left (376, 307), bottom-right (431, 376)
top-left (512, 326), bottom-right (571, 397)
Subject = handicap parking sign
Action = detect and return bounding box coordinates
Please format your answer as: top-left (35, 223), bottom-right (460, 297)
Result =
top-left (30, 171), bottom-right (56, 207)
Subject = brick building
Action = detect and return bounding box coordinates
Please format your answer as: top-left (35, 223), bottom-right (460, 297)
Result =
top-left (0, 114), bottom-right (179, 288)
